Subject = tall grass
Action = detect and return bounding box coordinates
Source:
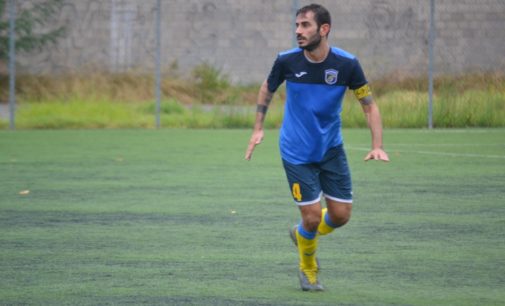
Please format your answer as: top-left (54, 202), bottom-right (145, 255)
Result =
top-left (0, 69), bottom-right (503, 129)
top-left (343, 73), bottom-right (505, 128)
top-left (15, 100), bottom-right (153, 129)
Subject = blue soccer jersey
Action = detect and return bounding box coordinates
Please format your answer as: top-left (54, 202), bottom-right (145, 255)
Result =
top-left (267, 47), bottom-right (368, 164)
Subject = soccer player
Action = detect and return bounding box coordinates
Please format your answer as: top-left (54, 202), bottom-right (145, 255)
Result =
top-left (245, 3), bottom-right (389, 291)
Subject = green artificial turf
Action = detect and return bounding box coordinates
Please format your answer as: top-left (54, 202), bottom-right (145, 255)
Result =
top-left (1, 129), bottom-right (504, 305)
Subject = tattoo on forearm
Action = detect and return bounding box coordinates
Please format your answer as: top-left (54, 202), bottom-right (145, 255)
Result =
top-left (265, 95), bottom-right (273, 106)
top-left (359, 96), bottom-right (373, 106)
top-left (257, 104), bottom-right (268, 114)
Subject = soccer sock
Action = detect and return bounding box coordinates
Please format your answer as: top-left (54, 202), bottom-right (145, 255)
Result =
top-left (296, 223), bottom-right (319, 282)
top-left (317, 208), bottom-right (340, 236)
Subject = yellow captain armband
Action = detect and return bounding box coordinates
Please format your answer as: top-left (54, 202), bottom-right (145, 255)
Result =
top-left (354, 84), bottom-right (372, 100)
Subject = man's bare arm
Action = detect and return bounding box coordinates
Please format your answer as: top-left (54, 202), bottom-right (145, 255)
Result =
top-left (245, 80), bottom-right (274, 160)
top-left (357, 89), bottom-right (390, 162)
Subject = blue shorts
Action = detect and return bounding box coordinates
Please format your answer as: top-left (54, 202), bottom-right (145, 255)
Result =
top-left (282, 145), bottom-right (353, 206)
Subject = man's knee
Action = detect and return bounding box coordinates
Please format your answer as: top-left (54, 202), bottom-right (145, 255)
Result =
top-left (303, 213), bottom-right (321, 232)
top-left (327, 202), bottom-right (352, 227)
top-left (299, 203), bottom-right (322, 232)
top-left (333, 212), bottom-right (351, 227)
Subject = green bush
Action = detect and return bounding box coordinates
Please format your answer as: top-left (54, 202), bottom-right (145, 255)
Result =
top-left (191, 63), bottom-right (231, 104)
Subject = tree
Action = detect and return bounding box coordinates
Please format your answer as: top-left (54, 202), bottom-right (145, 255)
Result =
top-left (0, 0), bottom-right (66, 60)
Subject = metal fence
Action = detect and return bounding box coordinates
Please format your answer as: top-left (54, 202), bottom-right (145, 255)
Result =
top-left (3, 0), bottom-right (505, 129)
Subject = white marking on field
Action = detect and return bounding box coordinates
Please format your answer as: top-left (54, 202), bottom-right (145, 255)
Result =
top-left (388, 143), bottom-right (505, 148)
top-left (347, 146), bottom-right (505, 159)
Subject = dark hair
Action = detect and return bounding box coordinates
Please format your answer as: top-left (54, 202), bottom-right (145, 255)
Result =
top-left (296, 3), bottom-right (332, 30)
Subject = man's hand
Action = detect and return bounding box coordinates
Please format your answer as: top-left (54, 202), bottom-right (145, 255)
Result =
top-left (245, 129), bottom-right (264, 160)
top-left (364, 148), bottom-right (390, 162)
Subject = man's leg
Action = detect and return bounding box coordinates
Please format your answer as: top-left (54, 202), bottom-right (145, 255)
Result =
top-left (318, 145), bottom-right (353, 236)
top-left (295, 202), bottom-right (324, 290)
top-left (282, 159), bottom-right (324, 290)
top-left (318, 199), bottom-right (352, 236)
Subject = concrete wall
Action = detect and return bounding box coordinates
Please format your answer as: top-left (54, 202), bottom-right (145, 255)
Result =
top-left (9, 0), bottom-right (505, 84)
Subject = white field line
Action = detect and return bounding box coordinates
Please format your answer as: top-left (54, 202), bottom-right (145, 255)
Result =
top-left (385, 143), bottom-right (505, 148)
top-left (347, 146), bottom-right (505, 159)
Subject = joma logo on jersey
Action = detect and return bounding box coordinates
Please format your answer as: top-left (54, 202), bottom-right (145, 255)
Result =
top-left (324, 69), bottom-right (338, 85)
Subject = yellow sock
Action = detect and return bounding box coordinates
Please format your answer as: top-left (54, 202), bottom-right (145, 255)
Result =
top-left (296, 226), bottom-right (318, 283)
top-left (318, 208), bottom-right (336, 236)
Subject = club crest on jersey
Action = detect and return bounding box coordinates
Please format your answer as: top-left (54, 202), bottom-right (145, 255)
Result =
top-left (324, 69), bottom-right (338, 85)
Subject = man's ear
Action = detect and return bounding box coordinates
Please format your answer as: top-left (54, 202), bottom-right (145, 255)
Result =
top-left (320, 23), bottom-right (330, 37)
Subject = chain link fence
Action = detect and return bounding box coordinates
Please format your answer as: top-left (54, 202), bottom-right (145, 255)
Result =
top-left (2, 0), bottom-right (505, 128)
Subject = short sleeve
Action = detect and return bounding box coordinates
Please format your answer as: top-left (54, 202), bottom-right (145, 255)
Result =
top-left (348, 58), bottom-right (368, 90)
top-left (266, 55), bottom-right (285, 93)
